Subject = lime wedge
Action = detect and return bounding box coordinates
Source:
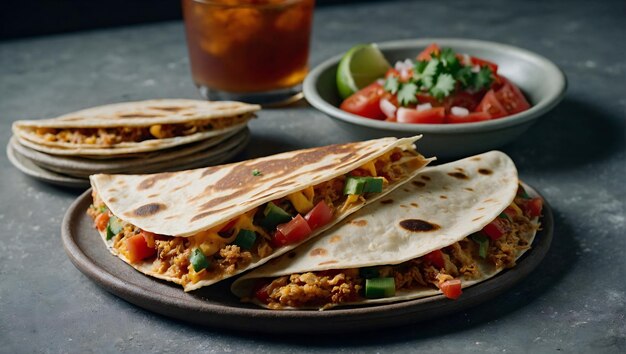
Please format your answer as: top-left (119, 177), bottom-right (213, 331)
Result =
top-left (336, 43), bottom-right (391, 99)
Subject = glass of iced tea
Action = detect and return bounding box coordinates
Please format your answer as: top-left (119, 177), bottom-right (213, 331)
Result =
top-left (182, 0), bottom-right (315, 105)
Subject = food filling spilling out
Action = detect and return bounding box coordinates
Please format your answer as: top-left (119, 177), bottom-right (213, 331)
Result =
top-left (251, 185), bottom-right (543, 309)
top-left (88, 147), bottom-right (427, 288)
top-left (30, 113), bottom-right (252, 146)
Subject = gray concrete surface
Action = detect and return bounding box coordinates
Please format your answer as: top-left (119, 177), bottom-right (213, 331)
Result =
top-left (1, 0), bottom-right (624, 352)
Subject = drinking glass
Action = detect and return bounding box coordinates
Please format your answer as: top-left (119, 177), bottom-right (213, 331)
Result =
top-left (182, 0), bottom-right (315, 105)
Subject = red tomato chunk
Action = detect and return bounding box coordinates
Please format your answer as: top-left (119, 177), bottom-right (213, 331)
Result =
top-left (273, 214), bottom-right (313, 247)
top-left (339, 43), bottom-right (532, 124)
top-left (439, 279), bottom-right (463, 299)
top-left (305, 201), bottom-right (333, 230)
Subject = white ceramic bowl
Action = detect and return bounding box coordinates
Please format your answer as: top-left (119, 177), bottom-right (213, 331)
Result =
top-left (303, 38), bottom-right (567, 159)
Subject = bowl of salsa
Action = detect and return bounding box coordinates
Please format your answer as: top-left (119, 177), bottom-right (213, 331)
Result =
top-left (303, 38), bottom-right (567, 158)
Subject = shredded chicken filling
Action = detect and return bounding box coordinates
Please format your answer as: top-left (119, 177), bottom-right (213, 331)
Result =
top-left (33, 113), bottom-right (251, 145)
top-left (88, 148), bottom-right (425, 287)
top-left (255, 197), bottom-right (539, 309)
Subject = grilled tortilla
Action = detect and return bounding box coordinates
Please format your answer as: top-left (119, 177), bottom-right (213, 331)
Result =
top-left (88, 136), bottom-right (431, 291)
top-left (12, 99), bottom-right (258, 156)
top-left (231, 151), bottom-right (543, 310)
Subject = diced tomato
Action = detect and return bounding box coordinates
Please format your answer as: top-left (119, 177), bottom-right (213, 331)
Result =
top-left (253, 281), bottom-right (271, 304)
top-left (124, 233), bottom-right (156, 263)
top-left (495, 80), bottom-right (531, 115)
top-left (502, 207), bottom-right (518, 220)
top-left (470, 56), bottom-right (499, 75)
top-left (304, 201), bottom-right (334, 230)
top-left (385, 68), bottom-right (400, 78)
top-left (139, 230), bottom-right (156, 248)
top-left (396, 107), bottom-right (445, 124)
top-left (416, 93), bottom-right (441, 107)
top-left (417, 43), bottom-right (440, 61)
top-left (439, 279), bottom-right (462, 299)
top-left (273, 214), bottom-right (313, 247)
top-left (482, 218), bottom-right (510, 240)
top-left (446, 111), bottom-right (491, 124)
top-left (340, 82), bottom-right (386, 120)
top-left (444, 91), bottom-right (483, 112)
top-left (423, 250), bottom-right (445, 269)
top-left (95, 213), bottom-right (110, 231)
top-left (523, 198), bottom-right (543, 218)
top-left (476, 89), bottom-right (507, 119)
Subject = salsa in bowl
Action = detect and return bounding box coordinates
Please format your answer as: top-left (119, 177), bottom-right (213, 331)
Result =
top-left (303, 38), bottom-right (567, 158)
top-left (340, 43), bottom-right (531, 124)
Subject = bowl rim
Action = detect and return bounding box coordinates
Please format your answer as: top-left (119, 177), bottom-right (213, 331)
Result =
top-left (303, 38), bottom-right (567, 134)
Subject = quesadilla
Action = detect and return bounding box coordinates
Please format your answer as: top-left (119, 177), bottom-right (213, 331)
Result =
top-left (12, 99), bottom-right (258, 156)
top-left (88, 136), bottom-right (431, 291)
top-left (231, 151), bottom-right (544, 310)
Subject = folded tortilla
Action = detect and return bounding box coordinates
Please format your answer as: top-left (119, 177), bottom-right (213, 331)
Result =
top-left (12, 99), bottom-right (258, 156)
top-left (88, 136), bottom-right (432, 291)
top-left (231, 151), bottom-right (543, 310)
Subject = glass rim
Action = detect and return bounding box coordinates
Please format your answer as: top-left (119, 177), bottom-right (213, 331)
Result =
top-left (190, 0), bottom-right (307, 9)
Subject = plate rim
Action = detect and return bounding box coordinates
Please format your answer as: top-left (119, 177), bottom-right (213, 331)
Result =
top-left (61, 183), bottom-right (554, 334)
top-left (7, 139), bottom-right (90, 188)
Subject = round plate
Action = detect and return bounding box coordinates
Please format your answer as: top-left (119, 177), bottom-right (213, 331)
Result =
top-left (25, 129), bottom-right (250, 178)
top-left (8, 130), bottom-right (249, 187)
top-left (7, 140), bottom-right (89, 188)
top-left (62, 184), bottom-right (553, 334)
top-left (10, 128), bottom-right (247, 176)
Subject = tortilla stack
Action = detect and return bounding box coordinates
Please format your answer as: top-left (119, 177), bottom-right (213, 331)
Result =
top-left (231, 151), bottom-right (544, 310)
top-left (12, 99), bottom-right (258, 157)
top-left (9, 128), bottom-right (249, 178)
top-left (88, 136), bottom-right (432, 291)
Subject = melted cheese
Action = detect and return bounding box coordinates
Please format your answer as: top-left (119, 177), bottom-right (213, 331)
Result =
top-left (509, 202), bottom-right (524, 216)
top-left (189, 208), bottom-right (263, 256)
top-left (359, 160), bottom-right (378, 177)
top-left (341, 194), bottom-right (363, 211)
top-left (287, 187), bottom-right (315, 214)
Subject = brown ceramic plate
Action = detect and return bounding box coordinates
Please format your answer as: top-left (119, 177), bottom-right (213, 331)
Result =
top-left (61, 183), bottom-right (553, 334)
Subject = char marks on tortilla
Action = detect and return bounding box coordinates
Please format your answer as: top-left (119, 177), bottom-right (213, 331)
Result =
top-left (231, 150), bottom-right (521, 302)
top-left (91, 136), bottom-right (426, 238)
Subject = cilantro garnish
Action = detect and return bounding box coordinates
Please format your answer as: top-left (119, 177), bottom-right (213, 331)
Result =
top-left (417, 59), bottom-right (440, 89)
top-left (438, 48), bottom-right (460, 72)
top-left (252, 169), bottom-right (262, 176)
top-left (397, 83), bottom-right (418, 106)
top-left (384, 76), bottom-right (399, 94)
top-left (473, 66), bottom-right (494, 90)
top-left (430, 73), bottom-right (456, 100)
top-left (454, 66), bottom-right (473, 87)
top-left (382, 46), bottom-right (497, 103)
top-left (413, 60), bottom-right (429, 78)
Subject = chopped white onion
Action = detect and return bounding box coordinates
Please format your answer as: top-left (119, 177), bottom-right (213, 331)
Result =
top-left (471, 65), bottom-right (481, 73)
top-left (379, 98), bottom-right (397, 118)
top-left (416, 103), bottom-right (433, 112)
top-left (451, 106), bottom-right (469, 116)
top-left (396, 107), bottom-right (411, 123)
top-left (376, 78), bottom-right (385, 86)
top-left (394, 59), bottom-right (413, 72)
top-left (399, 68), bottom-right (411, 80)
top-left (462, 53), bottom-right (472, 66)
